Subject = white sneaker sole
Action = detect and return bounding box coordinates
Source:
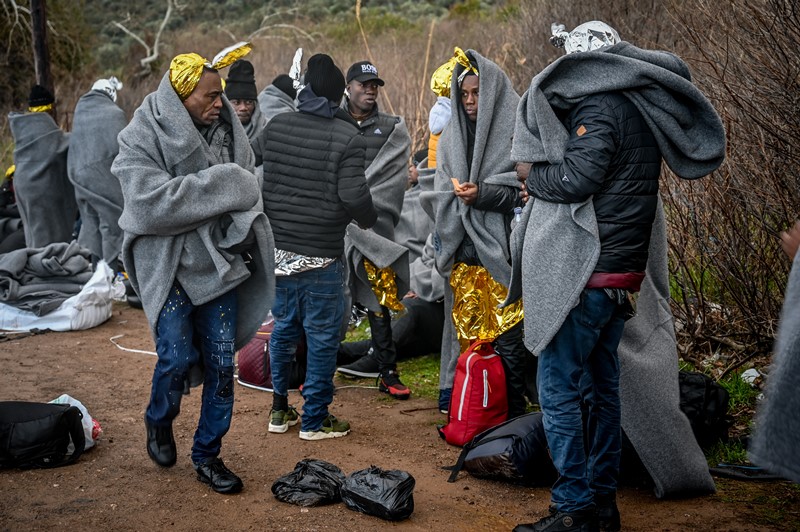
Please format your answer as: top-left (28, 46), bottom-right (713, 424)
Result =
top-left (336, 367), bottom-right (380, 379)
top-left (268, 417), bottom-right (299, 434)
top-left (298, 429), bottom-right (350, 441)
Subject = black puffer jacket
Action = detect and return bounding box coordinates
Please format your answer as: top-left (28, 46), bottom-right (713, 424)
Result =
top-left (344, 103), bottom-right (398, 168)
top-left (527, 92), bottom-right (661, 273)
top-left (255, 106), bottom-right (377, 258)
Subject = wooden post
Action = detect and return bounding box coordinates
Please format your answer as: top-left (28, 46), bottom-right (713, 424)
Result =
top-left (29, 0), bottom-right (55, 119)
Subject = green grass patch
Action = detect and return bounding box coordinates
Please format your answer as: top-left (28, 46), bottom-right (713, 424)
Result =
top-left (719, 370), bottom-right (760, 411)
top-left (397, 353), bottom-right (440, 402)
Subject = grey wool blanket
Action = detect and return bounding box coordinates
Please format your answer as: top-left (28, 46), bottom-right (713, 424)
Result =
top-left (345, 117), bottom-right (411, 312)
top-left (67, 90), bottom-right (128, 264)
top-left (0, 241), bottom-right (93, 316)
top-left (418, 49), bottom-right (519, 391)
top-left (242, 104), bottom-right (267, 142)
top-left (394, 182), bottom-right (433, 265)
top-left (506, 42), bottom-right (726, 497)
top-left (8, 111), bottom-right (77, 248)
top-left (112, 73), bottom-right (275, 350)
top-left (257, 84), bottom-right (296, 124)
top-left (749, 251), bottom-right (800, 483)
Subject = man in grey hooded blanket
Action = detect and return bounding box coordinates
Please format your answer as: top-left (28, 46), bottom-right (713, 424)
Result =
top-left (257, 73), bottom-right (297, 123)
top-left (338, 60), bottom-right (413, 399)
top-left (506, 22), bottom-right (725, 532)
top-left (418, 49), bottom-right (529, 419)
top-left (748, 222), bottom-right (800, 484)
top-left (111, 49), bottom-right (275, 495)
top-left (8, 85), bottom-right (77, 248)
top-left (67, 77), bottom-right (127, 270)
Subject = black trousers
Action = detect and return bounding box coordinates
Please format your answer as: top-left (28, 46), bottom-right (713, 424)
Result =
top-left (339, 297), bottom-right (445, 367)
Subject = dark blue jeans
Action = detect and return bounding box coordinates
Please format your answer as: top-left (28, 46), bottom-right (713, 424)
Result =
top-left (145, 283), bottom-right (238, 465)
top-left (537, 288), bottom-right (627, 513)
top-left (269, 260), bottom-right (345, 431)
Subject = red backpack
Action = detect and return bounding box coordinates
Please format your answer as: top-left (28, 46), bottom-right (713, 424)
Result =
top-left (237, 319), bottom-right (306, 392)
top-left (438, 339), bottom-right (508, 447)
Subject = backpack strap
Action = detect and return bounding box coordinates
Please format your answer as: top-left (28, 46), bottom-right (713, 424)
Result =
top-left (446, 444), bottom-right (472, 483)
top-left (45, 406), bottom-right (85, 468)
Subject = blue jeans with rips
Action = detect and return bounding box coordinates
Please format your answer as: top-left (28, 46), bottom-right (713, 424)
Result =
top-left (537, 288), bottom-right (628, 513)
top-left (145, 283), bottom-right (238, 465)
top-left (269, 260), bottom-right (345, 432)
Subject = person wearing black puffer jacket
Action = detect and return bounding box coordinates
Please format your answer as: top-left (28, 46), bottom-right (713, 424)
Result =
top-left (253, 53), bottom-right (377, 441)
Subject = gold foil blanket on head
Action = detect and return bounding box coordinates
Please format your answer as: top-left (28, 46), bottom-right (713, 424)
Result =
top-left (169, 41), bottom-right (252, 100)
top-left (363, 258), bottom-right (404, 312)
top-left (450, 262), bottom-right (523, 352)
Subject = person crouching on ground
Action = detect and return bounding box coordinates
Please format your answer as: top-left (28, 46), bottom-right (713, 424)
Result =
top-left (112, 44), bottom-right (275, 494)
top-left (252, 53), bottom-right (377, 440)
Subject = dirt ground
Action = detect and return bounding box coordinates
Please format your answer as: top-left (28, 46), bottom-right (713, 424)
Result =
top-left (0, 302), bottom-right (793, 531)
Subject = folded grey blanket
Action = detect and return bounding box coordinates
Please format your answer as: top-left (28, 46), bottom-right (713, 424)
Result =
top-left (112, 73), bottom-right (275, 350)
top-left (749, 251), bottom-right (800, 483)
top-left (507, 42), bottom-right (726, 498)
top-left (67, 90), bottom-right (128, 263)
top-left (8, 112), bottom-right (77, 248)
top-left (0, 241), bottom-right (93, 315)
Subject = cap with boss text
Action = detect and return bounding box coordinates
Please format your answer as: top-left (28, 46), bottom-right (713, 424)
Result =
top-left (346, 61), bottom-right (385, 86)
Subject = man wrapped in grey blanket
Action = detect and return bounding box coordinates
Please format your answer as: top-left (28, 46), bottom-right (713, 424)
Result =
top-left (67, 80), bottom-right (128, 268)
top-left (509, 21), bottom-right (726, 532)
top-left (8, 88), bottom-right (77, 248)
top-left (112, 47), bottom-right (275, 494)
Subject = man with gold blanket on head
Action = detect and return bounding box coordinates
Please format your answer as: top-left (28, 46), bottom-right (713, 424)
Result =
top-left (111, 43), bottom-right (275, 494)
top-left (418, 48), bottom-right (529, 419)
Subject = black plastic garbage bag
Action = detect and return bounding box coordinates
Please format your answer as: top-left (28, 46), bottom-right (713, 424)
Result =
top-left (340, 465), bottom-right (415, 521)
top-left (271, 458), bottom-right (345, 507)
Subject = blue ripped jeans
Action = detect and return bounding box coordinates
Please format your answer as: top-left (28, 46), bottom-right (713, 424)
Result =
top-left (145, 283), bottom-right (238, 464)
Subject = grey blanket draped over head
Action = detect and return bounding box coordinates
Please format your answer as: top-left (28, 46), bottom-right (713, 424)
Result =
top-left (748, 251), bottom-right (800, 483)
top-left (67, 90), bottom-right (128, 264)
top-left (344, 118), bottom-right (411, 313)
top-left (506, 42), bottom-right (726, 498)
top-left (112, 73), bottom-right (275, 350)
top-left (418, 49), bottom-right (519, 391)
top-left (258, 84), bottom-right (297, 124)
top-left (8, 111), bottom-right (77, 248)
top-left (0, 241), bottom-right (93, 316)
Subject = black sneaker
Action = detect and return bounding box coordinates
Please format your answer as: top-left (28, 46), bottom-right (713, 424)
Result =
top-left (337, 355), bottom-right (380, 378)
top-left (595, 494), bottom-right (620, 532)
top-left (378, 370), bottom-right (411, 399)
top-left (514, 509), bottom-right (598, 532)
top-left (145, 419), bottom-right (176, 467)
top-left (194, 457), bottom-right (243, 494)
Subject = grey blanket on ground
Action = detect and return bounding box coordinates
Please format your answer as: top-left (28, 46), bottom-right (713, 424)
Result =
top-left (8, 112), bottom-right (77, 248)
top-left (505, 42), bottom-right (726, 498)
top-left (0, 241), bottom-right (92, 315)
top-left (67, 90), bottom-right (127, 263)
top-left (243, 104), bottom-right (267, 142)
top-left (258, 84), bottom-right (296, 123)
top-left (112, 73), bottom-right (275, 350)
top-left (749, 251), bottom-right (800, 483)
top-left (344, 118), bottom-right (411, 312)
top-left (418, 49), bottom-right (519, 391)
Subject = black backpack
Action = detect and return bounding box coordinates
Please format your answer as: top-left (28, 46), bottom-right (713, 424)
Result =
top-left (446, 411), bottom-right (558, 485)
top-left (678, 371), bottom-right (732, 449)
top-left (0, 401), bottom-right (85, 469)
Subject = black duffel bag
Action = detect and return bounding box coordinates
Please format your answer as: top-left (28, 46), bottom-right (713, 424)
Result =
top-left (0, 401), bottom-right (85, 469)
